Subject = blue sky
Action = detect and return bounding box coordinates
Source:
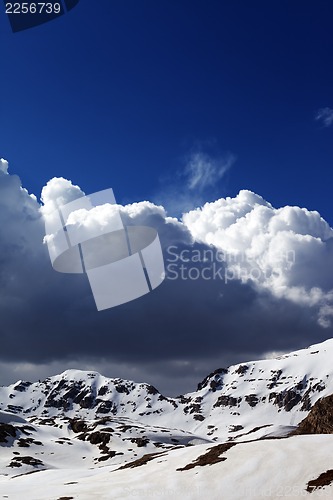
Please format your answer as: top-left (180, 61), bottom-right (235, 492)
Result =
top-left (1, 0), bottom-right (333, 218)
top-left (1, 1), bottom-right (333, 394)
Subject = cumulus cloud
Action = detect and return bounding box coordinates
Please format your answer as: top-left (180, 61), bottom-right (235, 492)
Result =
top-left (0, 158), bottom-right (8, 174)
top-left (1, 163), bottom-right (333, 394)
top-left (183, 189), bottom-right (333, 327)
top-left (40, 176), bottom-right (85, 215)
top-left (315, 107), bottom-right (333, 127)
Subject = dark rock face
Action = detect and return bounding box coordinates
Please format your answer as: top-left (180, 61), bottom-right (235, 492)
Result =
top-left (229, 425), bottom-right (244, 433)
top-left (267, 369), bottom-right (283, 389)
top-left (129, 437), bottom-right (149, 447)
top-left (213, 395), bottom-right (241, 408)
top-left (96, 400), bottom-right (117, 415)
top-left (88, 431), bottom-right (111, 446)
top-left (184, 403), bottom-right (201, 415)
top-left (292, 394), bottom-right (333, 435)
top-left (306, 469), bottom-right (333, 492)
top-left (269, 389), bottom-right (302, 412)
top-left (193, 414), bottom-right (205, 421)
top-left (146, 385), bottom-right (159, 395)
top-left (245, 395), bottom-right (259, 407)
top-left (176, 443), bottom-right (236, 471)
top-left (0, 423), bottom-right (17, 443)
top-left (98, 386), bottom-right (109, 397)
top-left (115, 384), bottom-right (130, 395)
top-left (69, 419), bottom-right (88, 434)
top-left (235, 365), bottom-right (249, 376)
top-left (8, 456), bottom-right (44, 468)
top-left (13, 381), bottom-right (32, 392)
top-left (197, 368), bottom-right (228, 392)
top-left (5, 405), bottom-right (23, 414)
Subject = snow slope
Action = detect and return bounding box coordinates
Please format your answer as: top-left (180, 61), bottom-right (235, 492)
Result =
top-left (1, 338), bottom-right (333, 498)
top-left (1, 436), bottom-right (333, 499)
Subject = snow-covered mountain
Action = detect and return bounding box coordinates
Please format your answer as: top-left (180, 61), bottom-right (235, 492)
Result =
top-left (2, 338), bottom-right (333, 439)
top-left (2, 339), bottom-right (333, 499)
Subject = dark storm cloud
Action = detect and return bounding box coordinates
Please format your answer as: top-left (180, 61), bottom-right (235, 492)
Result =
top-left (0, 166), bottom-right (332, 394)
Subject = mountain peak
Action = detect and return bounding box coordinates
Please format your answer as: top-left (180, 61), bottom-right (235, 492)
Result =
top-left (0, 338), bottom-right (333, 443)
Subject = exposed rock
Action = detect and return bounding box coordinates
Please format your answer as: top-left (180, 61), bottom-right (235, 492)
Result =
top-left (209, 380), bottom-right (220, 391)
top-left (96, 400), bottom-right (117, 414)
top-left (129, 437), bottom-right (149, 447)
top-left (176, 443), bottom-right (236, 471)
top-left (5, 405), bottom-right (23, 414)
top-left (8, 456), bottom-right (44, 468)
top-left (146, 385), bottom-right (159, 395)
top-left (18, 438), bottom-right (33, 447)
top-left (292, 395), bottom-right (333, 435)
top-left (13, 381), bottom-right (32, 392)
top-left (117, 452), bottom-right (164, 470)
top-left (269, 389), bottom-right (302, 412)
top-left (69, 419), bottom-right (88, 434)
top-left (235, 365), bottom-right (249, 376)
top-left (97, 386), bottom-right (109, 396)
top-left (197, 368), bottom-right (228, 391)
top-left (97, 450), bottom-right (120, 462)
top-left (88, 431), bottom-right (111, 446)
top-left (245, 394), bottom-right (259, 407)
top-left (184, 403), bottom-right (201, 415)
top-left (229, 424), bottom-right (272, 440)
top-left (229, 425), bottom-right (244, 433)
top-left (193, 414), bottom-right (205, 421)
top-left (306, 469), bottom-right (333, 492)
top-left (213, 395), bottom-right (241, 408)
top-left (177, 395), bottom-right (191, 404)
top-left (115, 384), bottom-right (130, 395)
top-left (267, 369), bottom-right (283, 389)
top-left (300, 389), bottom-right (312, 412)
top-left (0, 423), bottom-right (17, 443)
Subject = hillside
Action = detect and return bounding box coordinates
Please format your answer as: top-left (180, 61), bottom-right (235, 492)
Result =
top-left (2, 339), bottom-right (333, 498)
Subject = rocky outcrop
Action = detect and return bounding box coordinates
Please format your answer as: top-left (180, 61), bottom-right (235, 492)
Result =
top-left (0, 423), bottom-right (17, 443)
top-left (292, 394), bottom-right (333, 435)
top-left (197, 368), bottom-right (228, 392)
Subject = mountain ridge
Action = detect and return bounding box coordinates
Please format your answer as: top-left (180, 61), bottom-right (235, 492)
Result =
top-left (2, 338), bottom-right (333, 498)
top-left (1, 338), bottom-right (333, 442)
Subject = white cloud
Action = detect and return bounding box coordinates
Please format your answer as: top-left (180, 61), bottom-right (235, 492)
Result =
top-left (315, 107), bottom-right (333, 127)
top-left (66, 204), bottom-right (122, 229)
top-left (183, 189), bottom-right (333, 326)
top-left (40, 180), bottom-right (333, 328)
top-left (0, 158), bottom-right (8, 174)
top-left (184, 151), bottom-right (235, 191)
top-left (40, 180), bottom-right (333, 327)
top-left (40, 177), bottom-right (85, 215)
top-left (1, 162), bottom-right (333, 393)
top-left (263, 350), bottom-right (288, 360)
